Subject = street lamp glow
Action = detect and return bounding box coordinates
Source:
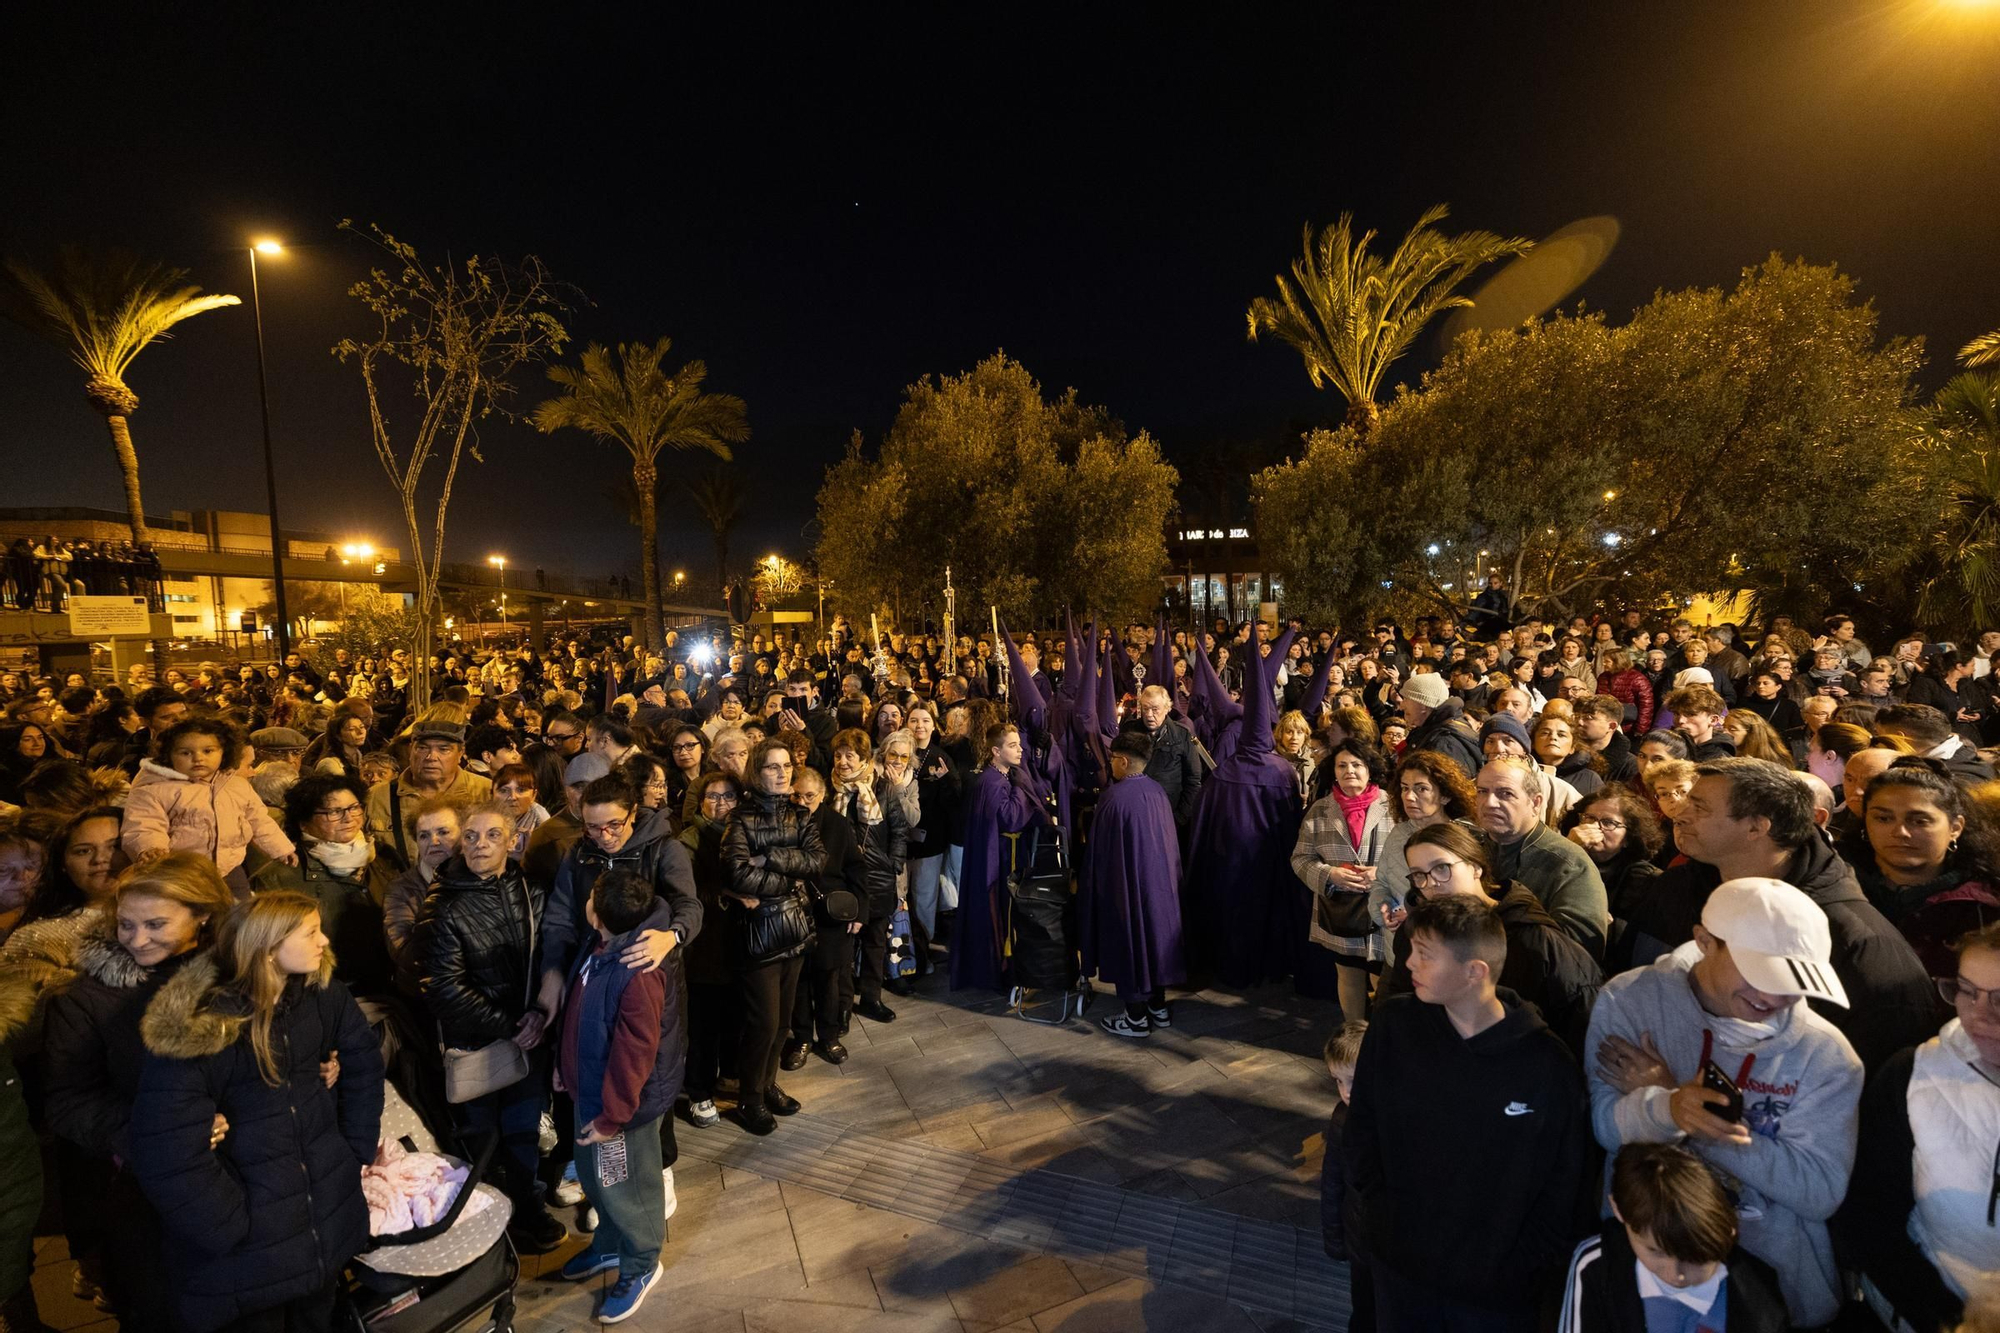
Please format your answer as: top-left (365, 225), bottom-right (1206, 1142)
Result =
top-left (1602, 532), bottom-right (1622, 548)
top-left (1425, 543), bottom-right (1441, 557)
top-left (488, 555), bottom-right (507, 569)
top-left (253, 239), bottom-right (283, 255)
top-left (764, 553), bottom-right (781, 567)
top-left (341, 541), bottom-right (374, 560)
top-left (1603, 489), bottom-right (1618, 501)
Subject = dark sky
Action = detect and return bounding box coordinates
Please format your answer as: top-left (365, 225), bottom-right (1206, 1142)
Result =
top-left (5, 2), bottom-right (1998, 592)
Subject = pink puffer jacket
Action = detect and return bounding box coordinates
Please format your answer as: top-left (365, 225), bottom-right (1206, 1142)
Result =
top-left (122, 760), bottom-right (296, 875)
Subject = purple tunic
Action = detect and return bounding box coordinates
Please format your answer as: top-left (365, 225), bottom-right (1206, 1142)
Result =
top-left (1080, 772), bottom-right (1185, 999)
top-left (948, 764), bottom-right (1043, 993)
top-left (1183, 627), bottom-right (1307, 988)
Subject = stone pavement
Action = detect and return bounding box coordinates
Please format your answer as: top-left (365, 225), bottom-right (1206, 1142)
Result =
top-left (27, 976), bottom-right (1355, 1332)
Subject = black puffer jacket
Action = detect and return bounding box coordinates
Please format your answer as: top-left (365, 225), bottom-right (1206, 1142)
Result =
top-left (676, 814), bottom-right (738, 987)
top-left (722, 788), bottom-right (827, 904)
top-left (130, 955), bottom-right (384, 1333)
top-left (416, 855), bottom-right (543, 1049)
top-left (910, 739), bottom-right (961, 855)
top-left (42, 926), bottom-right (204, 1160)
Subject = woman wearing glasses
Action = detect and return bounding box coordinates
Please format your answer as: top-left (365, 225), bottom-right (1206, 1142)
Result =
top-left (1561, 785), bottom-right (1664, 974)
top-left (1845, 921), bottom-right (2000, 1333)
top-left (251, 773), bottom-right (404, 1000)
top-left (1378, 821), bottom-right (1601, 1056)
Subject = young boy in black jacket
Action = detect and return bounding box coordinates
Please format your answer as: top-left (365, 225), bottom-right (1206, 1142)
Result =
top-left (1319, 1020), bottom-right (1372, 1333)
top-left (1345, 893), bottom-right (1590, 1332)
top-left (1558, 1143), bottom-right (1789, 1333)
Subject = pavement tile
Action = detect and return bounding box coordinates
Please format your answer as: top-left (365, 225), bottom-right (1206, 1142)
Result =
top-left (971, 1100), bottom-right (1075, 1150)
top-left (1025, 1275), bottom-right (1264, 1333)
top-left (943, 1253), bottom-right (1085, 1327)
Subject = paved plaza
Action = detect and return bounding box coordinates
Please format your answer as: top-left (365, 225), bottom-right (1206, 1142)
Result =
top-left (31, 975), bottom-right (1355, 1333)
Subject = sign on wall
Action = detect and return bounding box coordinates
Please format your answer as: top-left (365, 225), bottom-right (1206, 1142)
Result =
top-left (67, 596), bottom-right (153, 637)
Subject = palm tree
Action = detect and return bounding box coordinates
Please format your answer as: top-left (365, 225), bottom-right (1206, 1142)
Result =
top-left (533, 338), bottom-right (748, 650)
top-left (1913, 370), bottom-right (2000, 632)
top-left (1965, 328), bottom-right (2000, 368)
top-left (0, 247), bottom-right (240, 545)
top-left (684, 465), bottom-right (744, 600)
top-left (1246, 204), bottom-right (1530, 435)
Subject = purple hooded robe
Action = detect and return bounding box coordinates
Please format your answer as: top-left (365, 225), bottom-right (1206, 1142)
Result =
top-left (1080, 769), bottom-right (1185, 1000)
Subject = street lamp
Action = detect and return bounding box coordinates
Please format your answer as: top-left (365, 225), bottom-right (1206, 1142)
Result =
top-left (489, 555), bottom-right (508, 638)
top-left (337, 541), bottom-right (376, 622)
top-left (248, 238), bottom-right (289, 660)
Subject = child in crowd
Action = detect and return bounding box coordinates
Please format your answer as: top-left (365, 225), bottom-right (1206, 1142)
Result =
top-left (1559, 1142), bottom-right (1789, 1332)
top-left (121, 716), bottom-right (295, 896)
top-left (555, 868), bottom-right (676, 1325)
top-left (1319, 1020), bottom-right (1372, 1333)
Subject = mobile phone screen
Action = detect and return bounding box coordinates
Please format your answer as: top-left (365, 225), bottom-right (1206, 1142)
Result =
top-left (1701, 1061), bottom-right (1744, 1123)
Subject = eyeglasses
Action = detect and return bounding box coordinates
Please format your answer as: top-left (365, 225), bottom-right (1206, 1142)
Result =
top-left (546, 730), bottom-right (579, 743)
top-left (1938, 976), bottom-right (2000, 1017)
top-left (584, 815), bottom-right (632, 837)
top-left (672, 740), bottom-right (702, 752)
top-left (315, 805), bottom-right (364, 822)
top-left (1573, 816), bottom-right (1627, 832)
top-left (1407, 860), bottom-right (1465, 888)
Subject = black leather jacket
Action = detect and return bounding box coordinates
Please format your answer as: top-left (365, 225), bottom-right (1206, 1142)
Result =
top-left (834, 775), bottom-right (908, 907)
top-left (415, 854), bottom-right (544, 1048)
top-left (722, 788), bottom-right (826, 902)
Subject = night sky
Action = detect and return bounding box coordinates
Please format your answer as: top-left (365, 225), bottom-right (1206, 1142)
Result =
top-left (5, 3), bottom-right (1998, 592)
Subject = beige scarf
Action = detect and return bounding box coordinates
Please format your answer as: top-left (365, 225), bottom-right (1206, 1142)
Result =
top-left (837, 778), bottom-right (882, 826)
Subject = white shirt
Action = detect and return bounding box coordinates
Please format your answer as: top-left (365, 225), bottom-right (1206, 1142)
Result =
top-left (1635, 1259), bottom-right (1728, 1318)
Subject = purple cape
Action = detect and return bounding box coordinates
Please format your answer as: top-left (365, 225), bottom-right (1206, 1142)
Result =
top-left (1183, 627), bottom-right (1307, 988)
top-left (948, 764), bottom-right (1043, 993)
top-left (1080, 772), bottom-right (1185, 998)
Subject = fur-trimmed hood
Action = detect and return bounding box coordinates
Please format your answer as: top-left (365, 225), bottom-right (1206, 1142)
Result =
top-left (0, 962), bottom-right (47, 1047)
top-left (140, 953), bottom-right (250, 1061)
top-left (70, 924), bottom-right (153, 991)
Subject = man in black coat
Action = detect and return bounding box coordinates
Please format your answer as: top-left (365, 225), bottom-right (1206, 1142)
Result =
top-left (1136, 685), bottom-right (1202, 826)
top-left (785, 767), bottom-right (867, 1067)
top-left (1626, 756), bottom-right (1936, 1072)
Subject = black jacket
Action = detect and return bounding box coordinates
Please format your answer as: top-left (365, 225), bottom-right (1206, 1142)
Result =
top-left (543, 806), bottom-right (702, 982)
top-left (1597, 846), bottom-right (1663, 976)
top-left (1380, 883), bottom-right (1603, 1058)
top-left (1346, 991), bottom-right (1590, 1312)
top-left (722, 788), bottom-right (827, 905)
top-left (1559, 1224), bottom-right (1790, 1333)
top-left (130, 956), bottom-right (384, 1333)
top-left (911, 739), bottom-right (961, 855)
top-left (1595, 730), bottom-right (1639, 785)
top-left (42, 929), bottom-right (202, 1161)
top-left (416, 855), bottom-right (544, 1048)
top-left (676, 814), bottom-right (737, 987)
top-left (1146, 718), bottom-right (1203, 825)
top-left (1633, 835), bottom-right (1938, 1071)
top-left (1320, 1101), bottom-right (1364, 1263)
top-left (1407, 697), bottom-right (1485, 781)
top-left (836, 775), bottom-right (908, 911)
top-left (810, 801), bottom-right (870, 925)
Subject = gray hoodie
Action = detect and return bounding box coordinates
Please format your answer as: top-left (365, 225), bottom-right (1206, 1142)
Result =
top-left (1584, 943), bottom-right (1863, 1327)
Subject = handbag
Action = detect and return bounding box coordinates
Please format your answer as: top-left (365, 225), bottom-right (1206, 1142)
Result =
top-left (1308, 821), bottom-right (1383, 944)
top-left (442, 1037), bottom-right (530, 1104)
top-left (818, 887), bottom-right (862, 923)
top-left (743, 887), bottom-right (816, 963)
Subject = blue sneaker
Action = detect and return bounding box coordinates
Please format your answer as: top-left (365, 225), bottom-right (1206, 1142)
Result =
top-left (560, 1248), bottom-right (619, 1281)
top-left (596, 1261), bottom-right (663, 1323)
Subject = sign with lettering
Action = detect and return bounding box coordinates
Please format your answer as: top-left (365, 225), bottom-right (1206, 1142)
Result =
top-left (67, 596), bottom-right (153, 637)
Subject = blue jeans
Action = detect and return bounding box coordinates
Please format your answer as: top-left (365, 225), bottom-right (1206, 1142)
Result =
top-left (908, 853), bottom-right (945, 934)
top-left (576, 1115), bottom-right (666, 1279)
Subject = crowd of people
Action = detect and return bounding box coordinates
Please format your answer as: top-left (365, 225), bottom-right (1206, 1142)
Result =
top-left (0, 588), bottom-right (1997, 1332)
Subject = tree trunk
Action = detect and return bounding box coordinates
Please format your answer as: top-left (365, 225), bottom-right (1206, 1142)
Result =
top-left (712, 535), bottom-right (729, 601)
top-left (635, 458), bottom-right (664, 652)
top-left (101, 409), bottom-right (171, 675)
top-left (1344, 395), bottom-right (1380, 436)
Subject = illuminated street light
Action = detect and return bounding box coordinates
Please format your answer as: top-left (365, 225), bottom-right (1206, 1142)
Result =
top-left (247, 238), bottom-right (290, 657)
top-left (254, 238), bottom-right (283, 255)
top-left (1603, 489), bottom-right (1618, 501)
top-left (1602, 532), bottom-right (1622, 547)
top-left (488, 555), bottom-right (509, 636)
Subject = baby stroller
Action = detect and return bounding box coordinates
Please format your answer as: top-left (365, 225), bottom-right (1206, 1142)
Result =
top-left (343, 1084), bottom-right (519, 1333)
top-left (1005, 819), bottom-right (1090, 1025)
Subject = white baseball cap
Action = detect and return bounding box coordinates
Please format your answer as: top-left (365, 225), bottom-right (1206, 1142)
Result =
top-left (1701, 877), bottom-right (1848, 1007)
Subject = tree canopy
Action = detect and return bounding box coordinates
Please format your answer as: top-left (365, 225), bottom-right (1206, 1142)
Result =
top-left (1254, 256), bottom-right (1928, 626)
top-left (814, 353), bottom-right (1178, 626)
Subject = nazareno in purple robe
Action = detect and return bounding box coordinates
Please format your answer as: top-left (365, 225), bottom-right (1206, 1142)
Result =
top-left (1080, 770), bottom-right (1185, 1001)
top-left (1183, 627), bottom-right (1308, 989)
top-left (948, 762), bottom-right (1045, 993)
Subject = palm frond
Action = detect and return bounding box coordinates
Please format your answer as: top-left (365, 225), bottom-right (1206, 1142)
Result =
top-left (532, 336), bottom-right (748, 463)
top-left (0, 245), bottom-right (240, 386)
top-left (1962, 329), bottom-right (2000, 368)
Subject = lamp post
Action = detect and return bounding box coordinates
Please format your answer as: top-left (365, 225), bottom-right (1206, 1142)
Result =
top-left (337, 542), bottom-right (374, 623)
top-left (489, 555), bottom-right (508, 640)
top-left (249, 239), bottom-right (289, 661)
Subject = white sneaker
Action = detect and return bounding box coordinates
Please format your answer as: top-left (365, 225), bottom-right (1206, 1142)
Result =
top-left (1100, 1012), bottom-right (1151, 1040)
top-left (687, 1098), bottom-right (720, 1128)
top-left (662, 1165), bottom-right (677, 1220)
top-left (538, 1111), bottom-right (559, 1154)
top-left (553, 1160), bottom-right (585, 1206)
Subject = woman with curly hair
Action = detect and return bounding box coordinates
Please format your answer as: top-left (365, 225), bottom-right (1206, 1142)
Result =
top-left (1366, 750), bottom-right (1480, 937)
top-left (1561, 784), bottom-right (1664, 973)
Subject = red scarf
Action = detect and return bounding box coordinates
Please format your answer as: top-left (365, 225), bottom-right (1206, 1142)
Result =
top-left (1331, 784), bottom-right (1381, 853)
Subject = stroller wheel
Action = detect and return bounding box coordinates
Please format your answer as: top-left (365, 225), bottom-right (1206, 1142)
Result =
top-left (1076, 988), bottom-right (1095, 1016)
top-left (1008, 986), bottom-right (1024, 1007)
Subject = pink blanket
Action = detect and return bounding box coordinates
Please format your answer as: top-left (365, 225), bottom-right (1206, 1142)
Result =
top-left (362, 1140), bottom-right (489, 1236)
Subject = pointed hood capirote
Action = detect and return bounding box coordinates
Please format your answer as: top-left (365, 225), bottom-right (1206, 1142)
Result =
top-left (1298, 640), bottom-right (1336, 720)
top-left (1150, 613), bottom-right (1174, 700)
top-left (1237, 625), bottom-right (1296, 762)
